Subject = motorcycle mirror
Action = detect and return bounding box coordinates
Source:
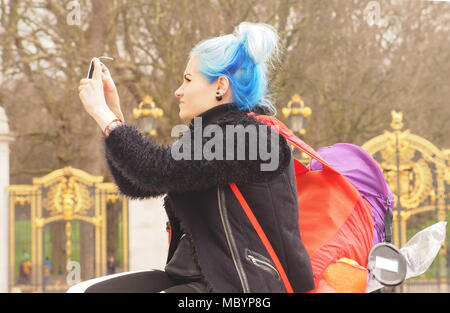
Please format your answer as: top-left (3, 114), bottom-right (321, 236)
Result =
top-left (367, 242), bottom-right (407, 287)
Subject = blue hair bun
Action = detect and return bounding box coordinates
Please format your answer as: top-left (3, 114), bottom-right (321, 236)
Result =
top-left (190, 22), bottom-right (280, 114)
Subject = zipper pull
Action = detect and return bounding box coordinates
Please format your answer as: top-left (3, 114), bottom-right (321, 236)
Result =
top-left (384, 196), bottom-right (393, 243)
top-left (248, 255), bottom-right (258, 265)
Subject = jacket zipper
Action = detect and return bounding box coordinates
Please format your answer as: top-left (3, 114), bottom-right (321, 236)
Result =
top-left (217, 187), bottom-right (250, 293)
top-left (245, 248), bottom-right (281, 280)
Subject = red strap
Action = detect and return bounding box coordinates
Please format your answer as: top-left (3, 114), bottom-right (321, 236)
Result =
top-left (166, 222), bottom-right (171, 244)
top-left (228, 182), bottom-right (294, 293)
top-left (249, 114), bottom-right (338, 174)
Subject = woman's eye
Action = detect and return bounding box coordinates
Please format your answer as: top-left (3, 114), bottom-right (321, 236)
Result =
top-left (184, 78), bottom-right (191, 82)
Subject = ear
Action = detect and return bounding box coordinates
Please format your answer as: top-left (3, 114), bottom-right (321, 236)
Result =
top-left (216, 76), bottom-right (230, 94)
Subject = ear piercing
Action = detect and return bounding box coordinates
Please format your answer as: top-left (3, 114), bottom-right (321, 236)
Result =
top-left (216, 90), bottom-right (223, 101)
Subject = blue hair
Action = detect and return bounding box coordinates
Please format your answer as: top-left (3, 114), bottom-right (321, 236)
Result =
top-left (189, 22), bottom-right (280, 115)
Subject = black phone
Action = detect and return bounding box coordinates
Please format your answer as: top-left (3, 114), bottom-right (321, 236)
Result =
top-left (87, 57), bottom-right (114, 79)
top-left (87, 60), bottom-right (95, 79)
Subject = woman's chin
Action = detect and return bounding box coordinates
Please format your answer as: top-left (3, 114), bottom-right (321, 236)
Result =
top-left (179, 110), bottom-right (191, 121)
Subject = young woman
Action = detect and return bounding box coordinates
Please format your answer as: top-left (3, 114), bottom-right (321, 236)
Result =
top-left (73, 22), bottom-right (314, 293)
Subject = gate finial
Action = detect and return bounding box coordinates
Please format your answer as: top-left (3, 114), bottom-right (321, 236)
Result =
top-left (390, 110), bottom-right (404, 131)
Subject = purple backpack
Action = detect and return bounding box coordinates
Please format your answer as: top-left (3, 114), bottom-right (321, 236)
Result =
top-left (310, 143), bottom-right (395, 246)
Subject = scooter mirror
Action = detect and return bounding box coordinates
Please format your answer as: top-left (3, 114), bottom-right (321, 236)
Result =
top-left (367, 242), bottom-right (407, 287)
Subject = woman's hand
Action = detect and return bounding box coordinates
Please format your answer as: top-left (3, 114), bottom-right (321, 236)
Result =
top-left (78, 58), bottom-right (109, 117)
top-left (78, 58), bottom-right (118, 132)
top-left (100, 62), bottom-right (125, 122)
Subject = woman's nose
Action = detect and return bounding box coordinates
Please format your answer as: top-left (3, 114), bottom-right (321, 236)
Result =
top-left (174, 86), bottom-right (183, 98)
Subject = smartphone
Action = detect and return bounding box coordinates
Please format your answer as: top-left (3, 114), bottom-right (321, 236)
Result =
top-left (87, 56), bottom-right (114, 79)
top-left (87, 60), bottom-right (95, 79)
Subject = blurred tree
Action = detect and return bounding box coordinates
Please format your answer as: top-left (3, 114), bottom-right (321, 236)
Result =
top-left (0, 0), bottom-right (448, 186)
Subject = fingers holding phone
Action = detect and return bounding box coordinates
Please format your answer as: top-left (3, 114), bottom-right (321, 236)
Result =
top-left (99, 63), bottom-right (123, 121)
top-left (100, 63), bottom-right (117, 94)
top-left (79, 57), bottom-right (124, 122)
top-left (78, 58), bottom-right (108, 118)
top-left (91, 57), bottom-right (103, 81)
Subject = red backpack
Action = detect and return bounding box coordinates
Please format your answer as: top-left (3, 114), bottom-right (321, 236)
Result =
top-left (229, 114), bottom-right (375, 293)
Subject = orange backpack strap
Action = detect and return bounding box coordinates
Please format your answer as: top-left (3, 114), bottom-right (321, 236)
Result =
top-left (248, 113), bottom-right (339, 175)
top-left (228, 182), bottom-right (294, 293)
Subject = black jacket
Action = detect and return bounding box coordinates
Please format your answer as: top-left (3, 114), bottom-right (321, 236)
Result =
top-left (103, 102), bottom-right (315, 293)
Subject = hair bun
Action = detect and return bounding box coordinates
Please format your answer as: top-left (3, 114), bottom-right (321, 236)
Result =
top-left (234, 22), bottom-right (280, 66)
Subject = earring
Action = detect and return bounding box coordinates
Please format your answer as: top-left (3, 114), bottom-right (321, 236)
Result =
top-left (216, 90), bottom-right (223, 101)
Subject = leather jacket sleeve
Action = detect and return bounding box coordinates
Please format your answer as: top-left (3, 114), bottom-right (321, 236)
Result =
top-left (103, 113), bottom-right (292, 197)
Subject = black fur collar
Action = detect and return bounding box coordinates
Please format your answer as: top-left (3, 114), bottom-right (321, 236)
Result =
top-left (188, 102), bottom-right (275, 129)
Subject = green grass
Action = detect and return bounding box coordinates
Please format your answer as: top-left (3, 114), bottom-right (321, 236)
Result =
top-left (14, 219), bottom-right (31, 277)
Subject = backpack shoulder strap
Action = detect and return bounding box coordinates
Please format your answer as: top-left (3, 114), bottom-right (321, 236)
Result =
top-left (248, 113), bottom-right (339, 175)
top-left (228, 182), bottom-right (294, 293)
